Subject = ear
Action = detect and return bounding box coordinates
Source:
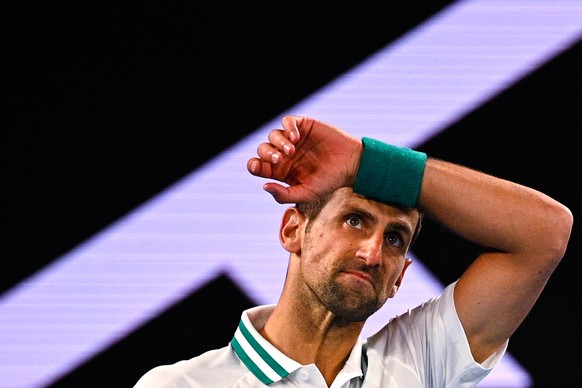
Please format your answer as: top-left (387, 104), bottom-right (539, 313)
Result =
top-left (389, 258), bottom-right (413, 298)
top-left (280, 207), bottom-right (304, 253)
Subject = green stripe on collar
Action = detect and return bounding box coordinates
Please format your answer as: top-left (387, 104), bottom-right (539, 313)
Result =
top-left (231, 319), bottom-right (290, 384)
top-left (231, 337), bottom-right (273, 384)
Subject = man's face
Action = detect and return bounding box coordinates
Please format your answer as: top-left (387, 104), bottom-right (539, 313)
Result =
top-left (299, 187), bottom-right (419, 322)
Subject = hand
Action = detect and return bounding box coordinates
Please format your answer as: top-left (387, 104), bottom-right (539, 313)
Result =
top-left (247, 115), bottom-right (362, 203)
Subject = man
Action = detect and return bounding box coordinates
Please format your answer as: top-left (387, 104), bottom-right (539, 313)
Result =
top-left (134, 116), bottom-right (572, 387)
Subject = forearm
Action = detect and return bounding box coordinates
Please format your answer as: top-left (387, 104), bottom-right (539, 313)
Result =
top-left (353, 137), bottom-right (571, 263)
top-left (418, 157), bottom-right (572, 263)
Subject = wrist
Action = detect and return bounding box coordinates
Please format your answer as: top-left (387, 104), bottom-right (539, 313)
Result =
top-left (346, 139), bottom-right (364, 187)
top-left (354, 137), bottom-right (427, 208)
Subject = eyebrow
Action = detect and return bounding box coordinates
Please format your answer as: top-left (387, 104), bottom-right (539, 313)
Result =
top-left (347, 204), bottom-right (415, 237)
top-left (386, 220), bottom-right (414, 237)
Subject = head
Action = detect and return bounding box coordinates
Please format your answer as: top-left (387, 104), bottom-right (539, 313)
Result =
top-left (279, 187), bottom-right (423, 323)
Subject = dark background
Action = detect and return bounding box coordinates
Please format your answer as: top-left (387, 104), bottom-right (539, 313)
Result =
top-left (3, 2), bottom-right (580, 387)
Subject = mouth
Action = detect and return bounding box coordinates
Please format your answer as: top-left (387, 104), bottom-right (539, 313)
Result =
top-left (341, 270), bottom-right (374, 287)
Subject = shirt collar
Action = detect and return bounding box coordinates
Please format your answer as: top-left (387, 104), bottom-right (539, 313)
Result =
top-left (230, 305), bottom-right (364, 385)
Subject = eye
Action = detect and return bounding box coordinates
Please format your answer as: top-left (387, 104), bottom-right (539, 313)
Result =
top-left (385, 232), bottom-right (404, 248)
top-left (346, 214), bottom-right (363, 229)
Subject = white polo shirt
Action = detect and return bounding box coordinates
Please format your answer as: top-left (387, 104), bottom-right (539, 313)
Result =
top-left (134, 281), bottom-right (507, 387)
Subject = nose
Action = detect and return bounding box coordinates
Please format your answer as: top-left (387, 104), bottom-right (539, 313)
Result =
top-left (356, 232), bottom-right (383, 267)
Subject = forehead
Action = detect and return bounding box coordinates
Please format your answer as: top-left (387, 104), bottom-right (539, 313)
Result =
top-left (320, 187), bottom-right (420, 227)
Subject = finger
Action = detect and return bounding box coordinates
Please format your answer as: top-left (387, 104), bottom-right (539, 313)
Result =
top-left (247, 158), bottom-right (273, 177)
top-left (267, 130), bottom-right (295, 157)
top-left (256, 142), bottom-right (283, 164)
top-left (263, 182), bottom-right (294, 204)
top-left (263, 183), bottom-right (315, 204)
top-left (280, 115), bottom-right (302, 143)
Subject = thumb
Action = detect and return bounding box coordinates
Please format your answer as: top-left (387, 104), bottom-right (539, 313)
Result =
top-left (263, 183), bottom-right (300, 204)
top-left (263, 183), bottom-right (290, 204)
top-left (264, 183), bottom-right (316, 204)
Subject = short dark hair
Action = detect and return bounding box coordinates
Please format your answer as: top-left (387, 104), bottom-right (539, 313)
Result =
top-left (295, 192), bottom-right (334, 220)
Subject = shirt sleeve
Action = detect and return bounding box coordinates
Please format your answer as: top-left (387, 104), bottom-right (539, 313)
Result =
top-left (363, 281), bottom-right (508, 387)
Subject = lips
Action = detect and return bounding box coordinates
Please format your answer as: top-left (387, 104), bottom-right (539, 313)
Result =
top-left (342, 270), bottom-right (374, 287)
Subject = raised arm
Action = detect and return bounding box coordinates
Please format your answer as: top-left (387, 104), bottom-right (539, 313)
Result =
top-left (248, 115), bottom-right (573, 363)
top-left (419, 157), bottom-right (571, 361)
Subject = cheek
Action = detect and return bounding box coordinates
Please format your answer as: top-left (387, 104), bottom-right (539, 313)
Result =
top-left (381, 257), bottom-right (406, 282)
top-left (386, 270), bottom-right (401, 287)
top-left (301, 236), bottom-right (343, 273)
top-left (306, 226), bottom-right (345, 254)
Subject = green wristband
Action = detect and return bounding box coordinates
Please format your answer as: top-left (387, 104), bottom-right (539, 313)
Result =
top-left (354, 137), bottom-right (427, 208)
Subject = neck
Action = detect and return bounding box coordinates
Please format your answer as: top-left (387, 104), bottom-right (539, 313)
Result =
top-left (260, 294), bottom-right (364, 386)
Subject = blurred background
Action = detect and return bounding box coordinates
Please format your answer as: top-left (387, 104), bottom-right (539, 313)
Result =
top-left (3, 1), bottom-right (581, 387)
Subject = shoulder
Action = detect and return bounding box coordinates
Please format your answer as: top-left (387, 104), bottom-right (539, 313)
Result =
top-left (376, 282), bottom-right (458, 339)
top-left (362, 282), bottom-right (503, 386)
top-left (365, 282), bottom-right (463, 364)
